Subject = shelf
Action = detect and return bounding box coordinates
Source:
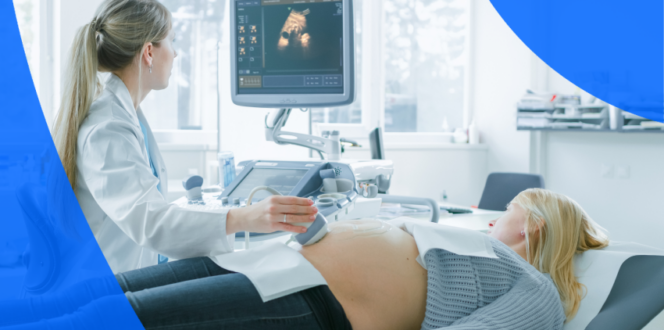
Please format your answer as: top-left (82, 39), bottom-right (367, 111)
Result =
top-left (623, 113), bottom-right (648, 120)
top-left (348, 143), bottom-right (489, 150)
top-left (515, 103), bottom-right (664, 133)
top-left (517, 115), bottom-right (604, 120)
top-left (517, 127), bottom-right (664, 133)
top-left (550, 116), bottom-right (604, 120)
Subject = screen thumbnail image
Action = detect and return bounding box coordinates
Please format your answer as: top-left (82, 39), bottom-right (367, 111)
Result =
top-left (263, 3), bottom-right (343, 72)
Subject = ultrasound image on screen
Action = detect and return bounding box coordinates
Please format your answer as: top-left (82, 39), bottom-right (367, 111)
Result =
top-left (263, 3), bottom-right (343, 72)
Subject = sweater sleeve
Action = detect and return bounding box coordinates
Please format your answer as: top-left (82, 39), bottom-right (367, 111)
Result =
top-left (441, 280), bottom-right (566, 330)
top-left (421, 238), bottom-right (566, 330)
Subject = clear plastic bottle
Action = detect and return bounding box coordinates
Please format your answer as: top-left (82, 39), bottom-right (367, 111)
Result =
top-left (218, 151), bottom-right (236, 188)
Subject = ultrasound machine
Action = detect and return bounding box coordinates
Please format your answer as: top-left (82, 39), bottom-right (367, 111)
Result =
top-left (175, 0), bottom-right (400, 247)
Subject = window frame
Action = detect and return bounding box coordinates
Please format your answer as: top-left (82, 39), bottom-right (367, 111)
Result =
top-left (316, 0), bottom-right (474, 143)
top-left (14, 0), bottom-right (57, 127)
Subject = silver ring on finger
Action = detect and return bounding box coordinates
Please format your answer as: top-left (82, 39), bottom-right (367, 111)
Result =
top-left (283, 214), bottom-right (287, 223)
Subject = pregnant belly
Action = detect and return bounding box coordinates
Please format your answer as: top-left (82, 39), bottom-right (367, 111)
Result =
top-left (299, 220), bottom-right (428, 330)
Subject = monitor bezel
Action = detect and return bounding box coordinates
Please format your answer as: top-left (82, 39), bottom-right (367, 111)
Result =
top-left (230, 0), bottom-right (355, 108)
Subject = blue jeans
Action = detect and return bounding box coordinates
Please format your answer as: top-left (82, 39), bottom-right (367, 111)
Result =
top-left (0, 258), bottom-right (349, 330)
top-left (115, 257), bottom-right (347, 330)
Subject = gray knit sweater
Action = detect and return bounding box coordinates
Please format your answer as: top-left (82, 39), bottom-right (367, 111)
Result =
top-left (421, 237), bottom-right (566, 330)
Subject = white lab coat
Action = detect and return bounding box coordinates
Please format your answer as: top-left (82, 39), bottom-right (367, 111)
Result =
top-left (75, 74), bottom-right (234, 274)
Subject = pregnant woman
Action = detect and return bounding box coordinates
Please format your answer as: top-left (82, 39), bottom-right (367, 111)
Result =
top-left (109, 188), bottom-right (608, 330)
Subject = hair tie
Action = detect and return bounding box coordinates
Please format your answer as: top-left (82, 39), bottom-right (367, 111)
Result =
top-left (91, 18), bottom-right (102, 32)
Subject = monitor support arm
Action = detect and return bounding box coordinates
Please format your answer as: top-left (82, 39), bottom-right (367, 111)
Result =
top-left (265, 109), bottom-right (342, 160)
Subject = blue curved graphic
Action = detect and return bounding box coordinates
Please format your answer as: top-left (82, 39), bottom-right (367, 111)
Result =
top-left (0, 3), bottom-right (143, 329)
top-left (491, 0), bottom-right (664, 122)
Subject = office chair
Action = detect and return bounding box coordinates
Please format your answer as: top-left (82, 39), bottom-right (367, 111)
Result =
top-left (477, 172), bottom-right (545, 211)
top-left (369, 127), bottom-right (385, 160)
top-left (585, 255), bottom-right (664, 330)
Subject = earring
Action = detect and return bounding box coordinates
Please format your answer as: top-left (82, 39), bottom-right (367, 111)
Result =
top-left (149, 65), bottom-right (152, 74)
top-left (520, 230), bottom-right (525, 236)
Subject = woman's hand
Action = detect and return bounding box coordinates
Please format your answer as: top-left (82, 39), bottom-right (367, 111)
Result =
top-left (226, 196), bottom-right (318, 235)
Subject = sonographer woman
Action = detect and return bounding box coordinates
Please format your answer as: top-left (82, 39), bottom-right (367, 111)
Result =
top-left (51, 0), bottom-right (317, 274)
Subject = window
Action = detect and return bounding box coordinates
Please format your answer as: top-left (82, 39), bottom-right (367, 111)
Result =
top-left (314, 0), bottom-right (471, 139)
top-left (384, 0), bottom-right (469, 133)
top-left (311, 0), bottom-right (362, 125)
top-left (141, 0), bottom-right (226, 132)
top-left (14, 0), bottom-right (40, 95)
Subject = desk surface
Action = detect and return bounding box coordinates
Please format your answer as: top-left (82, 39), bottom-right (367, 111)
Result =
top-left (399, 202), bottom-right (502, 233)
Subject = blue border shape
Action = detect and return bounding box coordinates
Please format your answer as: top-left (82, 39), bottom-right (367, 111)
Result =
top-left (0, 2), bottom-right (143, 329)
top-left (491, 0), bottom-right (664, 122)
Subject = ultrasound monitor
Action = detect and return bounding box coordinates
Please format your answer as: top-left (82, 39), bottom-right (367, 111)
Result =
top-left (230, 0), bottom-right (355, 108)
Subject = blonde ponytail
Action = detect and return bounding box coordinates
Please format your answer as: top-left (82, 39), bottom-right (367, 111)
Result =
top-left (52, 0), bottom-right (171, 189)
top-left (52, 22), bottom-right (100, 189)
top-left (512, 189), bottom-right (609, 322)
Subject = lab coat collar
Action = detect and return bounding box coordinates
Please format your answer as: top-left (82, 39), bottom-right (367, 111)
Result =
top-left (103, 73), bottom-right (168, 195)
top-left (105, 74), bottom-right (141, 127)
top-left (135, 109), bottom-right (169, 196)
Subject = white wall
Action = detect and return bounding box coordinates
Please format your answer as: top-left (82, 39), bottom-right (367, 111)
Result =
top-left (55, 0), bottom-right (104, 116)
top-left (543, 131), bottom-right (664, 248)
top-left (472, 0), bottom-right (533, 174)
top-left (58, 0), bottom-right (103, 68)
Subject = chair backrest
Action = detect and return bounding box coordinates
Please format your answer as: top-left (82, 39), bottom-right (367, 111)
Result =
top-left (477, 172), bottom-right (545, 211)
top-left (585, 255), bottom-right (664, 330)
top-left (369, 127), bottom-right (385, 160)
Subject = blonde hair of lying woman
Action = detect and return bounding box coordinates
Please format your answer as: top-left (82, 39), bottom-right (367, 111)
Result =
top-left (52, 0), bottom-right (171, 189)
top-left (513, 188), bottom-right (609, 321)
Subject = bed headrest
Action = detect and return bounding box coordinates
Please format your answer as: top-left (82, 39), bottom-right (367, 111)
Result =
top-left (564, 242), bottom-right (664, 330)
